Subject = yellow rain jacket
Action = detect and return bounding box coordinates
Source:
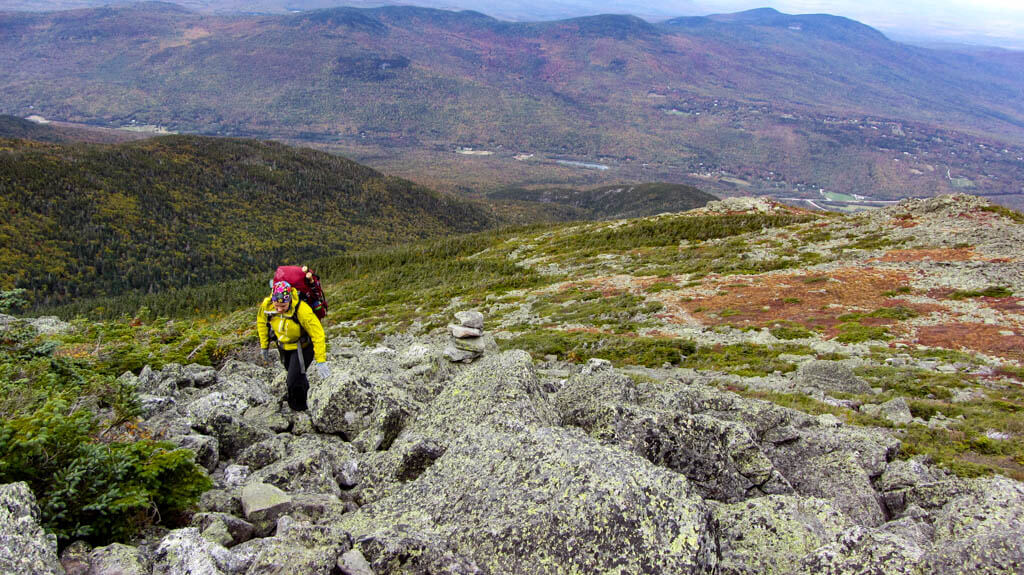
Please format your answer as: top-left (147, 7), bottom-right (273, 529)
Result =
top-left (257, 287), bottom-right (327, 363)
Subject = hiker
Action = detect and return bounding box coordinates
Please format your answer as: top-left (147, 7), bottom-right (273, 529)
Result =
top-left (257, 280), bottom-right (329, 411)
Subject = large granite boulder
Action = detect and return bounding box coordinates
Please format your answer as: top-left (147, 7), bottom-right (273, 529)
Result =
top-left (237, 517), bottom-right (352, 575)
top-left (187, 391), bottom-right (274, 459)
top-left (923, 476), bottom-right (1024, 573)
top-left (794, 361), bottom-right (873, 395)
top-left (86, 543), bottom-right (149, 575)
top-left (249, 435), bottom-right (359, 497)
top-left (151, 528), bottom-right (237, 575)
top-left (787, 451), bottom-right (888, 527)
top-left (0, 482), bottom-right (61, 575)
top-left (341, 352), bottom-right (718, 574)
top-left (343, 426), bottom-right (717, 574)
top-left (241, 482), bottom-right (293, 537)
top-left (793, 526), bottom-right (926, 575)
top-left (555, 370), bottom-right (790, 502)
top-left (713, 495), bottom-right (850, 575)
top-left (308, 362), bottom-right (418, 451)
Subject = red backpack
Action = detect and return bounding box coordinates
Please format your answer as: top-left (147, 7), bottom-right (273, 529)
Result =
top-left (272, 265), bottom-right (328, 319)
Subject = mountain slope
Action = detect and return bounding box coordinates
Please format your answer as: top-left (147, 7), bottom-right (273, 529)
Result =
top-left (0, 134), bottom-right (497, 305)
top-left (0, 4), bottom-right (1021, 202)
top-left (489, 182), bottom-right (718, 219)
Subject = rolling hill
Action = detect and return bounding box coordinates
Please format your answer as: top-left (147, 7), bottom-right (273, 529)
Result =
top-left (0, 4), bottom-right (1021, 204)
top-left (0, 132), bottom-right (497, 305)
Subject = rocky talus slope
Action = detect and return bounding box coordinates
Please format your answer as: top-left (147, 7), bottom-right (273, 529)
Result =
top-left (3, 331), bottom-right (1023, 574)
top-left (3, 194), bottom-right (1024, 574)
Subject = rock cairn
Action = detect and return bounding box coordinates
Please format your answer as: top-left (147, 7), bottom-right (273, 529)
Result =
top-left (444, 310), bottom-right (486, 363)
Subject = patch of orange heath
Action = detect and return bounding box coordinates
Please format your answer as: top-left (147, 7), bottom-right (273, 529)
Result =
top-left (915, 324), bottom-right (1024, 361)
top-left (872, 248), bottom-right (977, 263)
top-left (667, 267), bottom-right (932, 330)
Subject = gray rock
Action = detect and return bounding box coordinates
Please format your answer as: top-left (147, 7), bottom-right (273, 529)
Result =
top-left (452, 335), bottom-right (487, 353)
top-left (581, 357), bottom-right (613, 374)
top-left (250, 446), bottom-right (345, 496)
top-left (308, 367), bottom-right (416, 449)
top-left (343, 426), bottom-right (717, 574)
top-left (555, 369), bottom-right (789, 502)
top-left (443, 344), bottom-right (480, 363)
top-left (243, 403), bottom-right (290, 433)
top-left (292, 411), bottom-right (315, 436)
top-left (60, 540), bottom-right (91, 575)
top-left (0, 482), bottom-right (61, 575)
top-left (448, 324), bottom-right (483, 339)
top-left (337, 459), bottom-right (361, 489)
top-left (788, 451), bottom-right (888, 527)
top-left (923, 476), bottom-right (1024, 573)
top-left (393, 438), bottom-right (446, 482)
top-left (860, 397), bottom-right (913, 425)
top-left (192, 513), bottom-right (255, 548)
top-left (237, 435), bottom-right (292, 471)
top-left (171, 434), bottom-right (219, 473)
top-left (793, 526), bottom-right (925, 574)
top-left (188, 392), bottom-right (274, 459)
top-left (289, 492), bottom-right (353, 524)
top-left (29, 316), bottom-right (72, 335)
top-left (139, 394), bottom-right (177, 418)
top-left (454, 310), bottom-right (484, 329)
top-left (152, 528), bottom-right (234, 575)
top-left (877, 457), bottom-right (948, 494)
top-left (338, 548), bottom-right (375, 575)
top-left (199, 488), bottom-right (243, 516)
top-left (223, 464), bottom-right (251, 488)
top-left (795, 361), bottom-right (873, 395)
top-left (86, 543), bottom-right (149, 575)
top-left (342, 352), bottom-right (716, 573)
top-left (241, 483), bottom-right (293, 536)
top-left (244, 518), bottom-right (351, 575)
top-left (397, 343), bottom-right (434, 369)
top-left (713, 495), bottom-right (850, 575)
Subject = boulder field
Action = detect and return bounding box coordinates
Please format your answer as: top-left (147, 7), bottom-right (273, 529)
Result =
top-left (3, 336), bottom-right (1023, 574)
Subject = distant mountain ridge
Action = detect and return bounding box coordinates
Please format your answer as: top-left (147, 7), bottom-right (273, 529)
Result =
top-left (0, 131), bottom-right (497, 305)
top-left (0, 4), bottom-right (1022, 202)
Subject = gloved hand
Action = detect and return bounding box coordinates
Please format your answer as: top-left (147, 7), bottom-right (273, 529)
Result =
top-left (261, 348), bottom-right (272, 363)
top-left (315, 362), bottom-right (332, 380)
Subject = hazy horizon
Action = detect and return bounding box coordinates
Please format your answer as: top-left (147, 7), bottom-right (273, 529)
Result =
top-left (0, 0), bottom-right (1021, 49)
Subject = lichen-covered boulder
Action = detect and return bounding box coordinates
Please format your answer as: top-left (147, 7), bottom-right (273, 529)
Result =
top-left (923, 476), bottom-right (1024, 573)
top-left (713, 495), bottom-right (850, 575)
top-left (241, 517), bottom-right (352, 575)
top-left (0, 482), bottom-right (61, 575)
top-left (244, 434), bottom-right (359, 496)
top-left (151, 528), bottom-right (236, 575)
top-left (308, 365), bottom-right (417, 450)
top-left (793, 526), bottom-right (925, 574)
top-left (794, 361), bottom-right (873, 395)
top-left (187, 392), bottom-right (274, 459)
top-left (787, 451), bottom-right (887, 527)
top-left (556, 367), bottom-right (789, 502)
top-left (860, 397), bottom-right (913, 425)
top-left (342, 426), bottom-right (718, 574)
top-left (171, 433), bottom-right (220, 472)
top-left (138, 363), bottom-right (219, 395)
top-left (192, 512), bottom-right (255, 548)
top-left (411, 350), bottom-right (559, 436)
top-left (86, 542), bottom-right (149, 575)
top-left (241, 482), bottom-right (293, 537)
top-left (341, 351), bottom-right (717, 573)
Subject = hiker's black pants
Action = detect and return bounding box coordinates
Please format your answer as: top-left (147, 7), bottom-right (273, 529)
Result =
top-left (279, 344), bottom-right (314, 411)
